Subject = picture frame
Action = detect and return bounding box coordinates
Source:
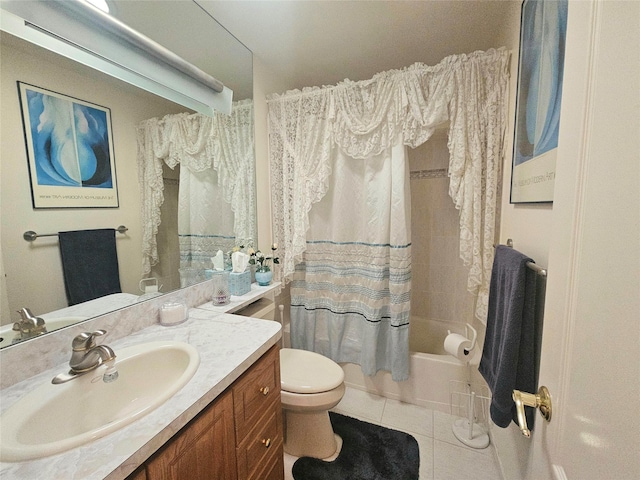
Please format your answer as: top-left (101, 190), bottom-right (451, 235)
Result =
top-left (510, 0), bottom-right (568, 204)
top-left (17, 82), bottom-right (119, 208)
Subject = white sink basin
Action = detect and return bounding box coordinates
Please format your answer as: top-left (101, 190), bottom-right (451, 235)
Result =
top-left (0, 341), bottom-right (200, 462)
top-left (0, 316), bottom-right (87, 347)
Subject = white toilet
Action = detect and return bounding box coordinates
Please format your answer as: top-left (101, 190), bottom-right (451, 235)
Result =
top-left (279, 348), bottom-right (345, 458)
top-left (235, 299), bottom-right (346, 459)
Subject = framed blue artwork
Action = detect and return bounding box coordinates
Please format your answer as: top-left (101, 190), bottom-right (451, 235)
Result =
top-left (17, 82), bottom-right (119, 208)
top-left (510, 0), bottom-right (568, 203)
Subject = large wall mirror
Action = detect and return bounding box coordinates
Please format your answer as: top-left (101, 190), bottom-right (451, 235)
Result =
top-left (0, 0), bottom-right (255, 348)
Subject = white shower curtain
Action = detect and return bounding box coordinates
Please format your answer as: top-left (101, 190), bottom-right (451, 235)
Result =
top-left (268, 48), bottom-right (509, 381)
top-left (291, 135), bottom-right (411, 380)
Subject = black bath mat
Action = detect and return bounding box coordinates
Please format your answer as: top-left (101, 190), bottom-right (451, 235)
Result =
top-left (292, 412), bottom-right (420, 480)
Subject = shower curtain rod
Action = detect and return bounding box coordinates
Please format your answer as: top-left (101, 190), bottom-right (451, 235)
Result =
top-left (495, 239), bottom-right (547, 277)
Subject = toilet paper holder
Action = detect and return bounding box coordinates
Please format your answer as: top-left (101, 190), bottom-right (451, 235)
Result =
top-left (448, 323), bottom-right (477, 355)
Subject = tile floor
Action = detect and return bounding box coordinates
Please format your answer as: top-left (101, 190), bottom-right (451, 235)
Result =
top-left (284, 387), bottom-right (502, 480)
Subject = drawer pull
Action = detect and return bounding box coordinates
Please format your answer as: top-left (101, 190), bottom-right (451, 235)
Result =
top-left (259, 386), bottom-right (270, 396)
top-left (262, 438), bottom-right (272, 448)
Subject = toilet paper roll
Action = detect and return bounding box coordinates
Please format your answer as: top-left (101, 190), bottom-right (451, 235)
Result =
top-left (444, 333), bottom-right (473, 360)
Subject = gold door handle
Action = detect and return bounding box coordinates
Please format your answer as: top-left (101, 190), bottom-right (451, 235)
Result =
top-left (262, 438), bottom-right (271, 448)
top-left (259, 386), bottom-right (270, 396)
top-left (512, 386), bottom-right (552, 438)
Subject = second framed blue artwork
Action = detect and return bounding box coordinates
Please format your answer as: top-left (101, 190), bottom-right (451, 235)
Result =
top-left (18, 82), bottom-right (119, 208)
top-left (510, 0), bottom-right (568, 204)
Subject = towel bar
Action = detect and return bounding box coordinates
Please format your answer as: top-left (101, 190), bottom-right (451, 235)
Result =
top-left (494, 239), bottom-right (547, 277)
top-left (23, 225), bottom-right (128, 242)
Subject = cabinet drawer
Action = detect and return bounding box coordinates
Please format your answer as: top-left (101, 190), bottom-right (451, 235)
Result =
top-left (236, 406), bottom-right (283, 480)
top-left (233, 345), bottom-right (280, 440)
top-left (251, 445), bottom-right (285, 480)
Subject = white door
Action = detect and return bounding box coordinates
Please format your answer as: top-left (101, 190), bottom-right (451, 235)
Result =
top-left (529, 1), bottom-right (640, 479)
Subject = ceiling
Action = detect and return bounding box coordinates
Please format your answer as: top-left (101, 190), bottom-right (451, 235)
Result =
top-left (196, 0), bottom-right (520, 92)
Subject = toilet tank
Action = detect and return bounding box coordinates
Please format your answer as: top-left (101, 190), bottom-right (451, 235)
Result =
top-left (234, 298), bottom-right (276, 320)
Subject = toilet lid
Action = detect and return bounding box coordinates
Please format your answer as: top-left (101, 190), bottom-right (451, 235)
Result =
top-left (280, 348), bottom-right (345, 394)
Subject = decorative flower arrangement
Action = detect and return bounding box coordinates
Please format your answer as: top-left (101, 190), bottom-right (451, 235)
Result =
top-left (225, 242), bottom-right (255, 270)
top-left (250, 243), bottom-right (279, 272)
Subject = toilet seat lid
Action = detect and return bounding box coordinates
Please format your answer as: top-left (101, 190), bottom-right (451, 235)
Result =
top-left (280, 348), bottom-right (345, 394)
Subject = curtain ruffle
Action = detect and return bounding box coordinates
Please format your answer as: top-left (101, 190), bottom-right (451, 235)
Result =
top-left (268, 49), bottom-right (509, 323)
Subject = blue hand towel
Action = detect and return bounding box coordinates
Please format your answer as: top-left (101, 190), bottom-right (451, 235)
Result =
top-left (59, 229), bottom-right (122, 306)
top-left (479, 245), bottom-right (538, 429)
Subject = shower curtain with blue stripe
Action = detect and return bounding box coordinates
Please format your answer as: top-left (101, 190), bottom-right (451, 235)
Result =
top-left (290, 137), bottom-right (412, 380)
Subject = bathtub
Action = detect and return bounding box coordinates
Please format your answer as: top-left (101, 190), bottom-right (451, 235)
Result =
top-left (284, 316), bottom-right (476, 413)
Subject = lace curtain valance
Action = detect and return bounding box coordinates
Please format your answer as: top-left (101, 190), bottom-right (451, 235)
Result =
top-left (268, 49), bottom-right (509, 322)
top-left (137, 99), bottom-right (256, 275)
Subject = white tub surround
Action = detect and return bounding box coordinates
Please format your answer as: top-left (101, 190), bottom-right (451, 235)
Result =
top-left (0, 307), bottom-right (281, 479)
top-left (341, 352), bottom-right (467, 413)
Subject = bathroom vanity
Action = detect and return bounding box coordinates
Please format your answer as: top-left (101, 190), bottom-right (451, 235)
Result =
top-left (0, 282), bottom-right (284, 479)
top-left (130, 344), bottom-right (283, 480)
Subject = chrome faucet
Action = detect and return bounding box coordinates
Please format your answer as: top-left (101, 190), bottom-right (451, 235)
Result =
top-left (12, 308), bottom-right (47, 342)
top-left (52, 329), bottom-right (119, 384)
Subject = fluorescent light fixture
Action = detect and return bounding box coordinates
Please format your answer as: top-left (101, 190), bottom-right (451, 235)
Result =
top-left (0, 0), bottom-right (232, 116)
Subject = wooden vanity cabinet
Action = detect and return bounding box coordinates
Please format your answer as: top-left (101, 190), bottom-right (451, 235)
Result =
top-left (233, 344), bottom-right (282, 480)
top-left (133, 345), bottom-right (283, 480)
top-left (145, 389), bottom-right (237, 479)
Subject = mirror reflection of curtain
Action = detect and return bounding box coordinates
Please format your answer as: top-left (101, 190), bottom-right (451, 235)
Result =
top-left (137, 99), bottom-right (255, 279)
top-left (268, 49), bottom-right (509, 381)
top-left (178, 166), bottom-right (235, 285)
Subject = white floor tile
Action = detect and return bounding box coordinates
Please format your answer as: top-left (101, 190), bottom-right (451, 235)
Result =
top-left (284, 452), bottom-right (296, 480)
top-left (433, 439), bottom-right (501, 480)
top-left (381, 398), bottom-right (434, 438)
top-left (413, 432), bottom-right (434, 480)
top-left (331, 387), bottom-right (386, 423)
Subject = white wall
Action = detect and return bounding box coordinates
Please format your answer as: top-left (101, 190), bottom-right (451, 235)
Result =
top-left (252, 55), bottom-right (297, 322)
top-left (498, 3), bottom-right (555, 267)
top-left (0, 35), bottom-right (186, 324)
top-left (252, 55), bottom-right (294, 252)
top-left (490, 1), bottom-right (564, 478)
top-left (408, 135), bottom-right (477, 352)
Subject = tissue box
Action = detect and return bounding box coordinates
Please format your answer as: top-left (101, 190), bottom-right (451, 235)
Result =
top-left (229, 270), bottom-right (251, 296)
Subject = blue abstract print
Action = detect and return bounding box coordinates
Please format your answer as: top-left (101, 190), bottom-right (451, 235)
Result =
top-left (26, 89), bottom-right (113, 188)
top-left (514, 0), bottom-right (568, 166)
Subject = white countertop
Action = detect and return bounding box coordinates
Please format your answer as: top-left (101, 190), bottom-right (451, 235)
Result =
top-left (197, 282), bottom-right (282, 314)
top-left (0, 309), bottom-right (282, 479)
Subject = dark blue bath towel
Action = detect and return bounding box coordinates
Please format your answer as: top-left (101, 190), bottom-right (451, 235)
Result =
top-left (479, 245), bottom-right (538, 430)
top-left (59, 229), bottom-right (122, 306)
